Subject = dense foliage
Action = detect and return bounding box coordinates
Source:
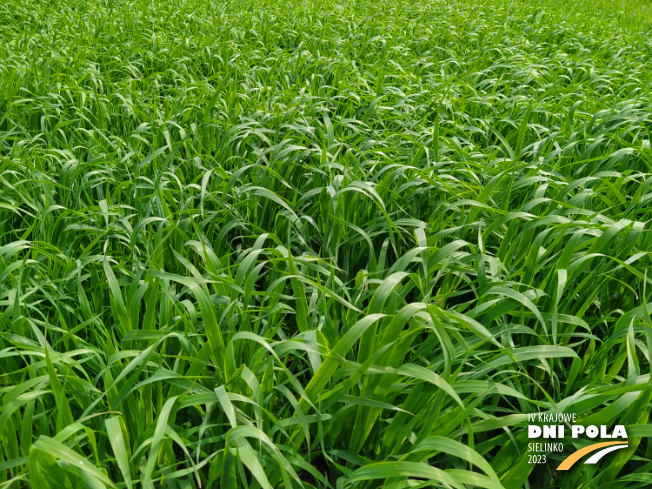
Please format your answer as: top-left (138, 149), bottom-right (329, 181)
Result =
top-left (1, 0), bottom-right (652, 487)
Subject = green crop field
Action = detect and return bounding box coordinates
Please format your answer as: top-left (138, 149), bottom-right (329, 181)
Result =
top-left (2, 0), bottom-right (652, 487)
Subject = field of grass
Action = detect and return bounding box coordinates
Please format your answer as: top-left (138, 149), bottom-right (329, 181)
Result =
top-left (2, 0), bottom-right (652, 487)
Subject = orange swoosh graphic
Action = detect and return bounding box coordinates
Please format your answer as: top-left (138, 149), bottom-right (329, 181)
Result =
top-left (557, 441), bottom-right (628, 470)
